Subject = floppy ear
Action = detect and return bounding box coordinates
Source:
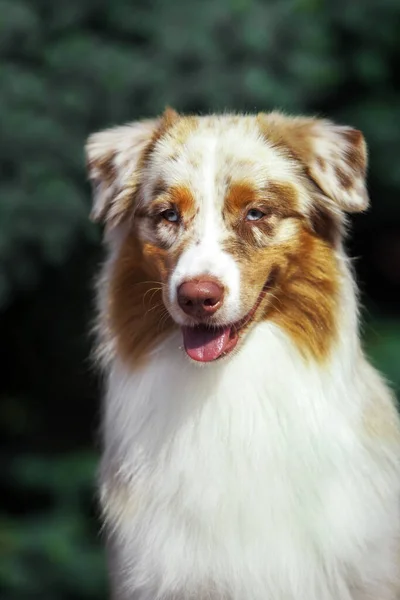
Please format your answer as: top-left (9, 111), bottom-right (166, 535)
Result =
top-left (85, 119), bottom-right (159, 229)
top-left (258, 112), bottom-right (369, 214)
top-left (85, 108), bottom-right (179, 229)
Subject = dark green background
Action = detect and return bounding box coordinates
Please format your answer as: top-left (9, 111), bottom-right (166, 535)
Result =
top-left (1, 1), bottom-right (400, 598)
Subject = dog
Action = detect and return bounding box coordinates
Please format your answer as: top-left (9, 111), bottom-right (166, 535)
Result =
top-left (86, 109), bottom-right (400, 600)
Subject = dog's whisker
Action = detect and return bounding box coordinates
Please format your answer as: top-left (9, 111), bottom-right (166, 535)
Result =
top-left (157, 309), bottom-right (172, 332)
top-left (145, 302), bottom-right (165, 315)
top-left (142, 287), bottom-right (162, 304)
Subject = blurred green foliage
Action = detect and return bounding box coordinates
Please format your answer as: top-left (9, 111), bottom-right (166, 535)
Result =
top-left (1, 0), bottom-right (400, 598)
top-left (0, 454), bottom-right (105, 599)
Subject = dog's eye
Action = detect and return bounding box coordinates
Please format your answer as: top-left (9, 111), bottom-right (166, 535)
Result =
top-left (161, 208), bottom-right (180, 223)
top-left (246, 209), bottom-right (265, 222)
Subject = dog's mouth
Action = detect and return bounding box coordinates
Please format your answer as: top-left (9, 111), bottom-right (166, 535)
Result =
top-left (181, 278), bottom-right (271, 363)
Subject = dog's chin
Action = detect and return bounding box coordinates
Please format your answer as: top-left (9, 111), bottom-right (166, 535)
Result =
top-left (177, 285), bottom-right (271, 364)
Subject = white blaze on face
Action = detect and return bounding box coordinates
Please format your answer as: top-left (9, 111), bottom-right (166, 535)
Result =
top-left (167, 134), bottom-right (241, 325)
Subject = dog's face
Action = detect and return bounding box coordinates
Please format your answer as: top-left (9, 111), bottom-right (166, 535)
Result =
top-left (87, 110), bottom-right (368, 365)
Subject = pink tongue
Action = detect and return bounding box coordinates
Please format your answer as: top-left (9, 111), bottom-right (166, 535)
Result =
top-left (182, 326), bottom-right (237, 362)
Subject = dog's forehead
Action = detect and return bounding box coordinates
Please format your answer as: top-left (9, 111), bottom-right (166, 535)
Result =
top-left (146, 116), bottom-right (298, 199)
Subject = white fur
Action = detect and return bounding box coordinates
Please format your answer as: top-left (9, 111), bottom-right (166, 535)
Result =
top-left (99, 255), bottom-right (400, 600)
top-left (168, 134), bottom-right (241, 325)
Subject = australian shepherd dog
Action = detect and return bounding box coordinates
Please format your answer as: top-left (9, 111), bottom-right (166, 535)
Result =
top-left (86, 109), bottom-right (400, 600)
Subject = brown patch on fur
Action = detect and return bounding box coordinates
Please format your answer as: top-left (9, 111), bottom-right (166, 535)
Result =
top-left (266, 181), bottom-right (301, 216)
top-left (341, 129), bottom-right (366, 173)
top-left (225, 181), bottom-right (300, 220)
top-left (162, 106), bottom-right (180, 128)
top-left (86, 149), bottom-right (119, 224)
top-left (335, 166), bottom-right (353, 190)
top-left (93, 152), bottom-right (116, 188)
top-left (224, 182), bottom-right (274, 246)
top-left (169, 185), bottom-right (197, 219)
top-left (265, 226), bottom-right (340, 361)
top-left (152, 177), bottom-right (168, 198)
top-left (138, 185), bottom-right (197, 227)
top-left (257, 113), bottom-right (316, 167)
top-left (223, 235), bottom-right (255, 262)
top-left (315, 156), bottom-right (326, 171)
top-left (342, 128), bottom-right (362, 147)
top-left (225, 182), bottom-right (259, 214)
top-left (310, 206), bottom-right (340, 246)
top-left (139, 108), bottom-right (180, 170)
top-left (108, 233), bottom-right (175, 366)
top-left (110, 191), bottom-right (137, 226)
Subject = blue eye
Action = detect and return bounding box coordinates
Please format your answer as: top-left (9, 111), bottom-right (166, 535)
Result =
top-left (246, 209), bottom-right (265, 221)
top-left (161, 208), bottom-right (179, 223)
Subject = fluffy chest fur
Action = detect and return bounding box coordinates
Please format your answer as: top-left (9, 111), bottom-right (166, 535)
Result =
top-left (101, 325), bottom-right (400, 600)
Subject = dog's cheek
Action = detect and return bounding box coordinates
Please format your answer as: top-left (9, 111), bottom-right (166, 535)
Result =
top-left (266, 226), bottom-right (340, 361)
top-left (141, 242), bottom-right (169, 282)
top-left (223, 223), bottom-right (292, 316)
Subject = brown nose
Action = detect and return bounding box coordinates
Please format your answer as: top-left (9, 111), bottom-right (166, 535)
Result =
top-left (177, 280), bottom-right (224, 318)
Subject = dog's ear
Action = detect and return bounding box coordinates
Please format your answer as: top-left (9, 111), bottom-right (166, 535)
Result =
top-left (258, 112), bottom-right (369, 214)
top-left (85, 108), bottom-right (179, 229)
top-left (85, 119), bottom-right (158, 228)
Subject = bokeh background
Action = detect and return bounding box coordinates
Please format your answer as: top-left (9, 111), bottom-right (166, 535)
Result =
top-left (1, 0), bottom-right (400, 598)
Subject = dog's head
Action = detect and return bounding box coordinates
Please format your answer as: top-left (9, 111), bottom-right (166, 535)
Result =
top-left (86, 109), bottom-right (368, 365)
